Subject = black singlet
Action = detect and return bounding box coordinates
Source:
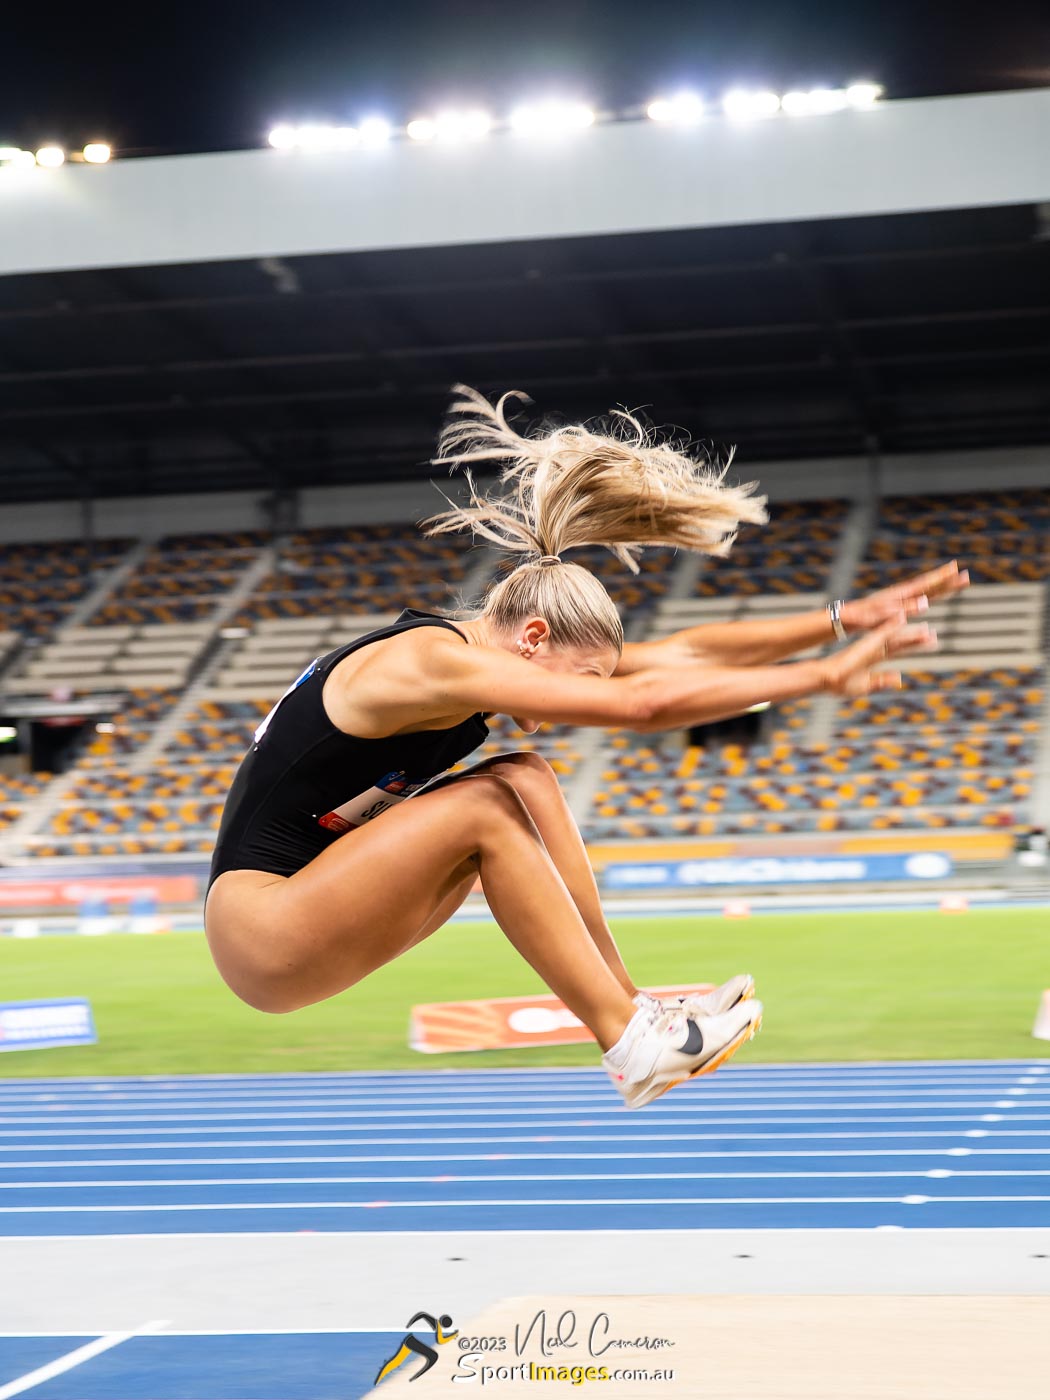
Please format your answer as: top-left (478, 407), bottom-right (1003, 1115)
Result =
top-left (207, 610), bottom-right (489, 891)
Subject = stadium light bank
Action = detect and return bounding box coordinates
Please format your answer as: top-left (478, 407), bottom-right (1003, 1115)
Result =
top-left (0, 82), bottom-right (882, 175)
top-left (267, 82), bottom-right (883, 153)
top-left (0, 141), bottom-right (112, 174)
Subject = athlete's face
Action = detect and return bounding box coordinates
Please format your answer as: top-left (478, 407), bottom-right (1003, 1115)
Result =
top-left (509, 617), bottom-right (619, 734)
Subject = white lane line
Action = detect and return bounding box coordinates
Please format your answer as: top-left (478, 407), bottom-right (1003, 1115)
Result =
top-left (2, 1146), bottom-right (1047, 1168)
top-left (0, 1195), bottom-right (1047, 1215)
top-left (0, 1058), bottom-right (1039, 1083)
top-left (0, 1080), bottom-right (1041, 1103)
top-left (5, 1101), bottom-right (1047, 1130)
top-left (2, 1114), bottom-right (1050, 1136)
top-left (2, 1169), bottom-right (1049, 1188)
top-left (7, 1093), bottom-right (1047, 1122)
top-left (0, 1318), bottom-right (167, 1398)
top-left (2, 1126), bottom-right (1048, 1147)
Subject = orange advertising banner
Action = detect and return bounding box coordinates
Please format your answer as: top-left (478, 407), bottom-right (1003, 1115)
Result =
top-left (0, 876), bottom-right (198, 909)
top-left (409, 983), bottom-right (716, 1054)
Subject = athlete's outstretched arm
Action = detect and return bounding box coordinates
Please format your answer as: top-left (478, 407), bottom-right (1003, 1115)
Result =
top-left (433, 615), bottom-right (935, 733)
top-left (614, 560), bottom-right (967, 674)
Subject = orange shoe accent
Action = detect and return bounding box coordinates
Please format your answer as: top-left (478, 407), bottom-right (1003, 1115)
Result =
top-left (636, 1012), bottom-right (762, 1107)
top-left (691, 1010), bottom-right (763, 1080)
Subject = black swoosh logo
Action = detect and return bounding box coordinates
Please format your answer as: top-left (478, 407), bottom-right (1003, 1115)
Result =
top-left (679, 1018), bottom-right (704, 1056)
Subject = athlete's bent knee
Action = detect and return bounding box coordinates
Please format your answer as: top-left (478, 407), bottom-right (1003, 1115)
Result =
top-left (493, 750), bottom-right (556, 777)
top-left (448, 771), bottom-right (533, 832)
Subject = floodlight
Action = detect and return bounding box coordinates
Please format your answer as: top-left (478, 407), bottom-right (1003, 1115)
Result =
top-left (0, 146), bottom-right (22, 162)
top-left (646, 92), bottom-right (704, 124)
top-left (406, 117), bottom-right (436, 142)
top-left (295, 124), bottom-right (360, 151)
top-left (722, 89), bottom-right (781, 120)
top-left (509, 101), bottom-right (595, 136)
top-left (783, 88), bottom-right (851, 117)
top-left (82, 142), bottom-right (111, 164)
top-left (846, 82), bottom-right (883, 109)
top-left (35, 145), bottom-right (65, 168)
top-left (12, 150), bottom-right (36, 169)
top-left (358, 117), bottom-right (392, 146)
top-left (434, 109), bottom-right (492, 141)
top-left (805, 87), bottom-right (849, 114)
top-left (268, 124), bottom-right (298, 149)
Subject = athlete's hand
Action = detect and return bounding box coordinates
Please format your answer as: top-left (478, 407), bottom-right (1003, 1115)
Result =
top-left (817, 614), bottom-right (938, 697)
top-left (839, 560), bottom-right (969, 634)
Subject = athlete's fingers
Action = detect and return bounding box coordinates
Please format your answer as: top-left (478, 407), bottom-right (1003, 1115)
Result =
top-left (837, 612), bottom-right (909, 670)
top-left (913, 560), bottom-right (970, 602)
top-left (871, 670), bottom-right (903, 691)
top-left (882, 623), bottom-right (938, 657)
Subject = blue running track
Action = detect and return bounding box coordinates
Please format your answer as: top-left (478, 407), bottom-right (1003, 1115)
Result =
top-left (1, 1059), bottom-right (1048, 1397)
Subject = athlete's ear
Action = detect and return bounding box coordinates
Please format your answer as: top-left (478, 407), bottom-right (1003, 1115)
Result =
top-left (519, 616), bottom-right (550, 653)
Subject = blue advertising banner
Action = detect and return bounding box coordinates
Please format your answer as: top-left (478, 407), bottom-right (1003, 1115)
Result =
top-left (0, 998), bottom-right (97, 1052)
top-left (604, 852), bottom-right (954, 889)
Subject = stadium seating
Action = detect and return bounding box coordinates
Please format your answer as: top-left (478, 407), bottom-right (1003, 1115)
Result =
top-left (205, 616), bottom-right (401, 704)
top-left (855, 488), bottom-right (1050, 589)
top-left (1, 625), bottom-right (213, 695)
top-left (0, 773), bottom-right (50, 833)
top-left (552, 545), bottom-right (683, 615)
top-left (73, 690), bottom-right (183, 769)
top-left (0, 538), bottom-right (132, 636)
top-left (466, 713), bottom-right (585, 779)
top-left (583, 662), bottom-right (1043, 840)
top-left (0, 631), bottom-right (20, 675)
top-left (695, 499), bottom-right (848, 596)
top-left (233, 524), bottom-right (475, 624)
top-left (163, 699), bottom-right (270, 766)
top-left (3, 497), bottom-right (1047, 860)
top-left (88, 531), bottom-right (270, 627)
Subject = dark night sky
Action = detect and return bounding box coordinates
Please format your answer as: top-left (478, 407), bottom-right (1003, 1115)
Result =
top-left (3, 0), bottom-right (1050, 157)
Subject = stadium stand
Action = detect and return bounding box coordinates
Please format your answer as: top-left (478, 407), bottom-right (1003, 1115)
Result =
top-left (74, 690), bottom-right (185, 768)
top-left (0, 625), bottom-right (214, 695)
top-left (0, 630), bottom-right (21, 676)
top-left (556, 545), bottom-right (683, 616)
top-left (468, 713), bottom-right (585, 780)
top-left (0, 537), bottom-right (133, 636)
top-left (695, 499), bottom-right (849, 596)
top-left (855, 488), bottom-right (1050, 589)
top-left (2, 494), bottom-right (1048, 859)
top-left (0, 773), bottom-right (50, 833)
top-left (207, 615), bottom-right (401, 703)
top-left (87, 531), bottom-right (271, 627)
top-left (582, 525), bottom-right (1046, 841)
top-left (232, 524), bottom-right (476, 624)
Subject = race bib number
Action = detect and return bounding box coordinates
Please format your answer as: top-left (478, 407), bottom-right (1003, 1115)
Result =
top-left (318, 770), bottom-right (430, 834)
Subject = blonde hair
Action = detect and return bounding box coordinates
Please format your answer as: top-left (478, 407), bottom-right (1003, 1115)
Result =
top-left (423, 384), bottom-right (768, 654)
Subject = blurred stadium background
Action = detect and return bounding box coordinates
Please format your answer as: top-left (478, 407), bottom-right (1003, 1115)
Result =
top-left (1, 80), bottom-right (1048, 1078)
top-left (1, 28), bottom-right (1049, 1398)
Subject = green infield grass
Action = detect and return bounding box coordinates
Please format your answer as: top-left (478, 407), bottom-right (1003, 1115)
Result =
top-left (0, 907), bottom-right (1046, 1077)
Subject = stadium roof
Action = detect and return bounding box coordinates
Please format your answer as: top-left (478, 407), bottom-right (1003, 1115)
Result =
top-left (0, 91), bottom-right (1047, 504)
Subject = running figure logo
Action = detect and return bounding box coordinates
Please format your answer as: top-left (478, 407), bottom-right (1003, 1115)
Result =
top-left (374, 1311), bottom-right (458, 1384)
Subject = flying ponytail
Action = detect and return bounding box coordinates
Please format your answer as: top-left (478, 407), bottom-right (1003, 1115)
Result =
top-left (422, 384), bottom-right (768, 653)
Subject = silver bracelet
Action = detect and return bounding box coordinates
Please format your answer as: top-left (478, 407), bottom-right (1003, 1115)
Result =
top-left (827, 599), bottom-right (848, 642)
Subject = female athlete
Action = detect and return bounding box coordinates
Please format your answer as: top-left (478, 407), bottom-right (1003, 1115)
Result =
top-left (204, 385), bottom-right (966, 1108)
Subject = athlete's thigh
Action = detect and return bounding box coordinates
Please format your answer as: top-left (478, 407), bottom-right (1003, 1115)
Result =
top-left (205, 774), bottom-right (518, 1008)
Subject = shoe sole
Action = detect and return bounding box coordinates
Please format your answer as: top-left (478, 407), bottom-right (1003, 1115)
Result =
top-left (629, 1009), bottom-right (763, 1110)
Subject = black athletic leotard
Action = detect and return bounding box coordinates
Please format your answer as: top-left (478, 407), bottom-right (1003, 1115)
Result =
top-left (207, 610), bottom-right (489, 892)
